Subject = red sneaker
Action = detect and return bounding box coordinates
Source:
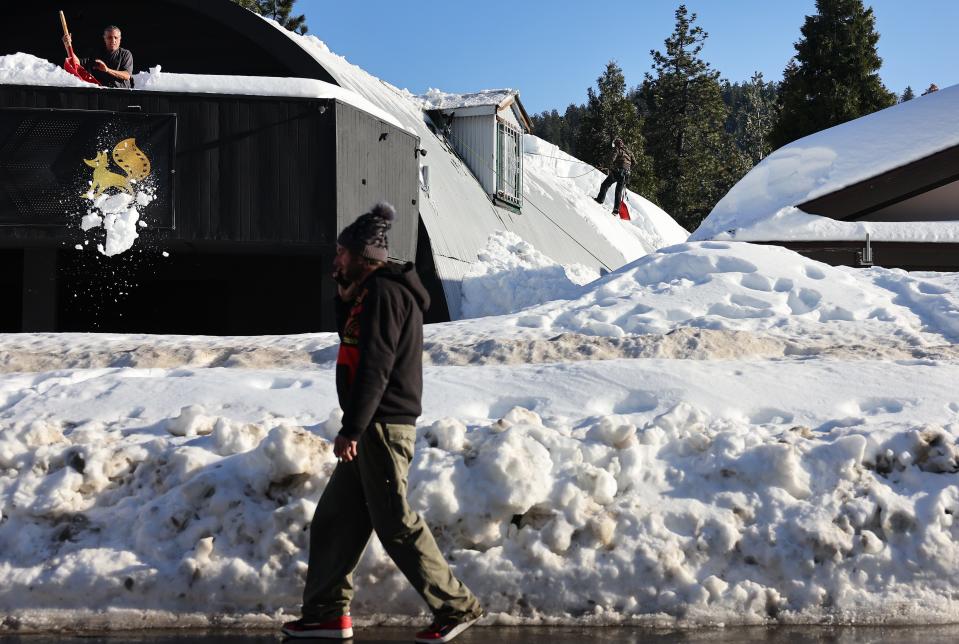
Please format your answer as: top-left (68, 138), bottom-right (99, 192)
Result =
top-left (281, 615), bottom-right (353, 639)
top-left (414, 615), bottom-right (480, 643)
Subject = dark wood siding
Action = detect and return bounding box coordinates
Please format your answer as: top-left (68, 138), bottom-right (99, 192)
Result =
top-left (0, 86), bottom-right (420, 248)
top-left (0, 85), bottom-right (423, 333)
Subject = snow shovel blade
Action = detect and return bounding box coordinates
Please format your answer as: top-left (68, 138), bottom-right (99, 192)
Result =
top-left (618, 200), bottom-right (630, 220)
top-left (64, 57), bottom-right (101, 85)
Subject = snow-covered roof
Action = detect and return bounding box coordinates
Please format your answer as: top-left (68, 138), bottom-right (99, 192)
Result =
top-left (0, 53), bottom-right (404, 131)
top-left (263, 20), bottom-right (686, 318)
top-left (132, 66), bottom-right (405, 131)
top-left (418, 88), bottom-right (518, 111)
top-left (692, 84), bottom-right (959, 243)
top-left (418, 88), bottom-right (533, 132)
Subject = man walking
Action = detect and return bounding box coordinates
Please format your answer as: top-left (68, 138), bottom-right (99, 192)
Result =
top-left (62, 25), bottom-right (133, 88)
top-left (283, 203), bottom-right (483, 643)
top-left (594, 137), bottom-right (634, 215)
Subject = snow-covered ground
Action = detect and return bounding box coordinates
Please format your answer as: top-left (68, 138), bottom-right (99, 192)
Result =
top-left (2, 240), bottom-right (959, 631)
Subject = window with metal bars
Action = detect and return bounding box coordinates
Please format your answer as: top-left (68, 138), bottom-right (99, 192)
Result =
top-left (495, 118), bottom-right (522, 209)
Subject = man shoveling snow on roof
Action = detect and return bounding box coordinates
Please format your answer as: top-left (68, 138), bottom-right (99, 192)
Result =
top-left (594, 137), bottom-right (634, 217)
top-left (62, 24), bottom-right (133, 88)
top-left (283, 203), bottom-right (483, 643)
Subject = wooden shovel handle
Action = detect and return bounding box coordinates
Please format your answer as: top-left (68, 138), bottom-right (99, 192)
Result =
top-left (59, 10), bottom-right (75, 56)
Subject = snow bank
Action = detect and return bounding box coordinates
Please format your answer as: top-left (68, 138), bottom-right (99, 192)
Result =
top-left (0, 53), bottom-right (93, 89)
top-left (441, 241), bottom-right (959, 348)
top-left (692, 85), bottom-right (959, 242)
top-left (2, 358), bottom-right (959, 629)
top-left (460, 231), bottom-right (598, 319)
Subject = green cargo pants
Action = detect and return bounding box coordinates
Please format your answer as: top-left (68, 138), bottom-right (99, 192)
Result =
top-left (302, 422), bottom-right (482, 623)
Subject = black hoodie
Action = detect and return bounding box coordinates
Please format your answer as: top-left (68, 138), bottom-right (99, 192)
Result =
top-left (335, 262), bottom-right (431, 440)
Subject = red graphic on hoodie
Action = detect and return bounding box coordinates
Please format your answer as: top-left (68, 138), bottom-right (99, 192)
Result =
top-left (336, 287), bottom-right (368, 387)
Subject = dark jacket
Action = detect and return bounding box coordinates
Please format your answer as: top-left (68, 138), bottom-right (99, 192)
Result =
top-left (335, 262), bottom-right (430, 440)
top-left (610, 146), bottom-right (635, 173)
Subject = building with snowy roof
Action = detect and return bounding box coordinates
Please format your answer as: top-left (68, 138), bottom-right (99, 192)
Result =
top-left (0, 0), bottom-right (685, 334)
top-left (691, 84), bottom-right (959, 271)
top-left (419, 89), bottom-right (532, 211)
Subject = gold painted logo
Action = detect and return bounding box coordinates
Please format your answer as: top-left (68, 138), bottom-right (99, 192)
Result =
top-left (83, 137), bottom-right (152, 197)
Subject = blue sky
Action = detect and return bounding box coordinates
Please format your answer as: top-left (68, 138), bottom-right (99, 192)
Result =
top-left (298, 0), bottom-right (958, 114)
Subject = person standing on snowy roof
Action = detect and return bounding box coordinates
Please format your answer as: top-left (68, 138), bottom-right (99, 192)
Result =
top-left (594, 137), bottom-right (635, 216)
top-left (62, 25), bottom-right (133, 88)
top-left (283, 203), bottom-right (483, 644)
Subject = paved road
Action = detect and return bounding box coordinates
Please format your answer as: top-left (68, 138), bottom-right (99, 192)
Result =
top-left (4, 625), bottom-right (959, 644)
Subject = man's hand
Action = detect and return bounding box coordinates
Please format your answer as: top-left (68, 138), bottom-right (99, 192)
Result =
top-left (334, 435), bottom-right (358, 462)
top-left (93, 59), bottom-right (108, 72)
top-left (62, 34), bottom-right (79, 64)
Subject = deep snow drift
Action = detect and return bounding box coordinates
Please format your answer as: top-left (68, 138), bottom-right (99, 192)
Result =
top-left (2, 241), bottom-right (959, 631)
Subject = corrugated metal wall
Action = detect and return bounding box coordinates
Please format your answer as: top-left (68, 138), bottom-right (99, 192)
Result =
top-left (449, 115), bottom-right (496, 196)
top-left (334, 102), bottom-right (419, 263)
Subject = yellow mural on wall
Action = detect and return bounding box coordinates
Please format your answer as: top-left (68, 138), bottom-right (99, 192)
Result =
top-left (83, 137), bottom-right (151, 197)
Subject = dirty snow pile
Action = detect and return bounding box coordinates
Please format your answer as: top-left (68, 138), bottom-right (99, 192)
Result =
top-left (3, 239), bottom-right (959, 630)
top-left (692, 83), bottom-right (959, 243)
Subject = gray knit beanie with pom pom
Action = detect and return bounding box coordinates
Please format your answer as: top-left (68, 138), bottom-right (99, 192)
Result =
top-left (337, 202), bottom-right (395, 261)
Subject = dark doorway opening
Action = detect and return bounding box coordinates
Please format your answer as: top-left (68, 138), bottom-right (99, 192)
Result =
top-left (55, 248), bottom-right (327, 335)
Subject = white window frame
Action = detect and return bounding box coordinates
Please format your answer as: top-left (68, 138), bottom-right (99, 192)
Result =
top-left (495, 117), bottom-right (522, 209)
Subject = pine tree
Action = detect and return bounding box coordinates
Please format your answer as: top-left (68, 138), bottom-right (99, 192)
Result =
top-left (233, 0), bottom-right (308, 34)
top-left (734, 71), bottom-right (778, 165)
top-left (770, 0), bottom-right (895, 148)
top-left (640, 5), bottom-right (744, 230)
top-left (576, 61), bottom-right (657, 199)
top-left (530, 106), bottom-right (581, 155)
top-left (899, 86), bottom-right (915, 102)
top-left (562, 103), bottom-right (587, 159)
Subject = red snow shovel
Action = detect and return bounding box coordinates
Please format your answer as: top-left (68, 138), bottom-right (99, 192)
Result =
top-left (618, 200), bottom-right (631, 221)
top-left (59, 11), bottom-right (101, 86)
